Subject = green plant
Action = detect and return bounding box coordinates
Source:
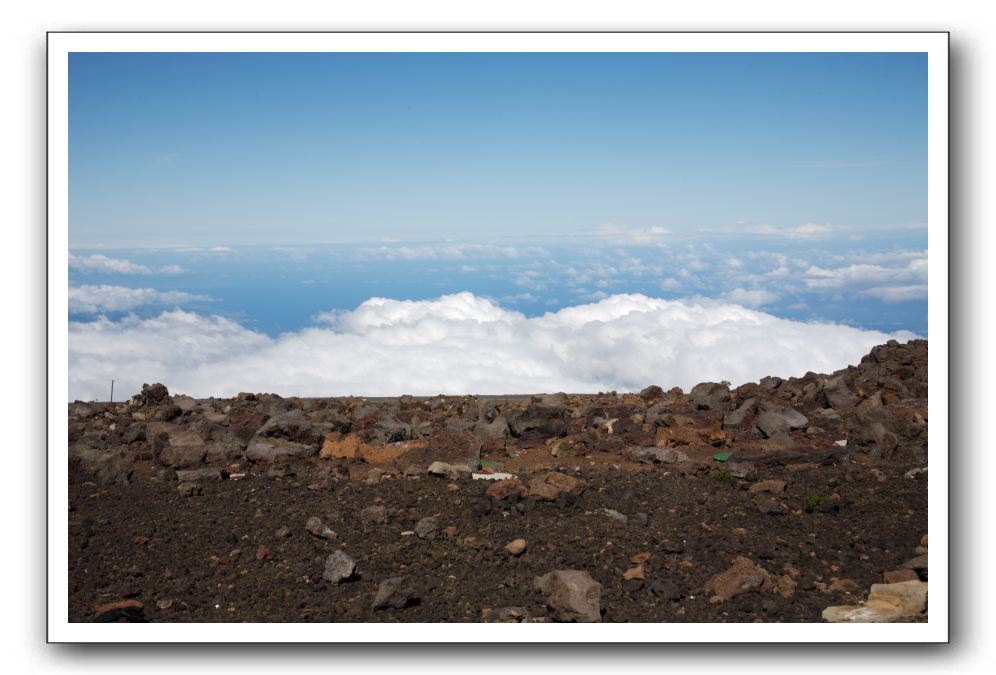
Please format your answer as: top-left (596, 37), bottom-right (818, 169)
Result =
top-left (712, 469), bottom-right (733, 483)
top-left (804, 493), bottom-right (827, 513)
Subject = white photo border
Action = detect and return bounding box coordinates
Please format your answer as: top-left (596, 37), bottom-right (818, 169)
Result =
top-left (48, 31), bottom-right (948, 643)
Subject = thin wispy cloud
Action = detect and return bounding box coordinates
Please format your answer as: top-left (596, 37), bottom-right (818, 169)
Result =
top-left (69, 285), bottom-right (211, 314)
top-left (69, 253), bottom-right (185, 276)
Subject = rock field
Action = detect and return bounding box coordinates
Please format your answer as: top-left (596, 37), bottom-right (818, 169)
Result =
top-left (68, 339), bottom-right (929, 623)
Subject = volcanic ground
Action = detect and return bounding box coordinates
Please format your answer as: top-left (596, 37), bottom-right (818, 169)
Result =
top-left (67, 339), bottom-right (929, 623)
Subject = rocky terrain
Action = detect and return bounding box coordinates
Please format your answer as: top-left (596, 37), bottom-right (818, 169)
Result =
top-left (68, 339), bottom-right (929, 623)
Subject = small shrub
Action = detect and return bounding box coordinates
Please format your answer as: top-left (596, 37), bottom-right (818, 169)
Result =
top-left (804, 493), bottom-right (827, 513)
top-left (712, 469), bottom-right (733, 483)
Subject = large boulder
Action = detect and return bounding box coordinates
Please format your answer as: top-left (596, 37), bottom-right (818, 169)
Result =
top-left (722, 398), bottom-right (758, 429)
top-left (822, 376), bottom-right (860, 409)
top-left (755, 402), bottom-right (808, 438)
top-left (245, 410), bottom-right (320, 462)
top-left (508, 404), bottom-right (570, 438)
top-left (147, 422), bottom-right (206, 468)
top-left (68, 446), bottom-right (133, 487)
top-left (689, 382), bottom-right (732, 411)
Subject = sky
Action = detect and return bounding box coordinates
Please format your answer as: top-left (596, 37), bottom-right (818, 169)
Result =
top-left (69, 52), bottom-right (926, 247)
top-left (67, 52), bottom-right (928, 400)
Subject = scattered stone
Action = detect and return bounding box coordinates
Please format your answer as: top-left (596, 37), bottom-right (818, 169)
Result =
top-left (774, 575), bottom-right (797, 599)
top-left (371, 576), bottom-right (418, 610)
top-left (486, 478), bottom-right (528, 501)
top-left (822, 580), bottom-right (928, 622)
top-left (901, 554), bottom-right (928, 580)
top-left (323, 550), bottom-right (357, 584)
top-left (427, 461), bottom-right (473, 480)
top-left (275, 525), bottom-right (291, 538)
top-left (754, 495), bottom-right (786, 516)
top-left (174, 468), bottom-right (225, 482)
top-left (633, 512), bottom-right (650, 527)
top-left (535, 570), bottom-right (603, 622)
top-left (597, 508), bottom-right (628, 524)
top-left (176, 481), bottom-right (202, 497)
top-left (481, 606), bottom-right (532, 623)
top-left (628, 447), bottom-right (690, 464)
top-left (442, 525), bottom-right (458, 538)
top-left (828, 578), bottom-right (859, 593)
top-left (884, 569), bottom-right (919, 583)
top-left (305, 516), bottom-right (337, 540)
top-left (255, 544), bottom-right (271, 561)
top-left (360, 505), bottom-right (387, 527)
top-left (704, 556), bottom-right (773, 603)
top-left (916, 534), bottom-right (928, 555)
top-left (527, 472), bottom-right (588, 501)
top-left (870, 468), bottom-right (888, 482)
top-left (505, 538), bottom-right (528, 556)
top-left (623, 566), bottom-right (645, 581)
top-left (414, 517), bottom-right (439, 540)
top-left (748, 479), bottom-right (787, 494)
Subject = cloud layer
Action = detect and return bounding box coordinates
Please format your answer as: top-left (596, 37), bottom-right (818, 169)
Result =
top-left (69, 253), bottom-right (184, 275)
top-left (68, 292), bottom-right (915, 401)
top-left (69, 285), bottom-right (211, 314)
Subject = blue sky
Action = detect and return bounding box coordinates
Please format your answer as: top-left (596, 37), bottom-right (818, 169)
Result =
top-left (69, 52), bottom-right (926, 247)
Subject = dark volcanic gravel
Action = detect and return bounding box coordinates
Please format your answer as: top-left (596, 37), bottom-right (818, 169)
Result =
top-left (68, 461), bottom-right (927, 623)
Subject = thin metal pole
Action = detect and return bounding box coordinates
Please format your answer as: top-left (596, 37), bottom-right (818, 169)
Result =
top-left (110, 380), bottom-right (114, 404)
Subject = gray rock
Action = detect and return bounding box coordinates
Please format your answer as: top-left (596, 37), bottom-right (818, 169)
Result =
top-left (473, 418), bottom-right (511, 441)
top-left (534, 570), bottom-right (603, 622)
top-left (722, 398), bottom-right (758, 429)
top-left (323, 550), bottom-right (356, 584)
top-left (628, 447), bottom-right (690, 464)
top-left (823, 376), bottom-right (860, 409)
top-left (414, 516), bottom-right (439, 540)
top-left (756, 403), bottom-right (808, 438)
top-left (597, 508), bottom-right (628, 524)
top-left (174, 468), bottom-right (225, 482)
top-left (360, 505), bottom-right (387, 527)
top-left (177, 481), bottom-right (202, 497)
top-left (426, 461), bottom-right (473, 480)
top-left (247, 409), bottom-right (320, 462)
top-left (371, 576), bottom-right (417, 610)
top-left (305, 516), bottom-right (337, 540)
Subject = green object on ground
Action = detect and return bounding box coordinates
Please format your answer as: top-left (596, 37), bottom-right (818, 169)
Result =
top-left (713, 451), bottom-right (733, 462)
top-left (479, 461), bottom-right (502, 467)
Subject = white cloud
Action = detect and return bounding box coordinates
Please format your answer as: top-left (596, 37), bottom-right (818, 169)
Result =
top-left (590, 224), bottom-right (671, 245)
top-left (722, 288), bottom-right (779, 307)
top-left (804, 255), bottom-right (927, 289)
top-left (69, 253), bottom-right (151, 274)
top-left (858, 285), bottom-right (929, 303)
top-left (69, 292), bottom-right (916, 401)
top-left (69, 253), bottom-right (185, 275)
top-left (352, 243), bottom-right (549, 261)
top-left (69, 285), bottom-right (211, 314)
top-left (746, 223), bottom-right (834, 239)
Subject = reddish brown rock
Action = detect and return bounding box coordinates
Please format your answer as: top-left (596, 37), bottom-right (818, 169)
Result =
top-left (527, 472), bottom-right (587, 501)
top-left (704, 556), bottom-right (773, 603)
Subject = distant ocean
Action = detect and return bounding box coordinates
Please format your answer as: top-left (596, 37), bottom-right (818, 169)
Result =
top-left (67, 233), bottom-right (927, 401)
